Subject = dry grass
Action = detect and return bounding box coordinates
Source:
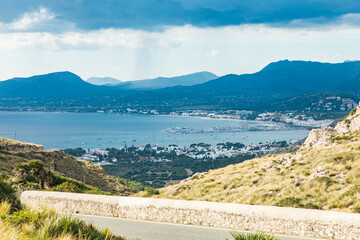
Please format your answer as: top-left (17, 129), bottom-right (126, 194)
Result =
top-left (0, 202), bottom-right (125, 240)
top-left (0, 136), bottom-right (135, 195)
top-left (0, 137), bottom-right (43, 151)
top-left (149, 132), bottom-right (360, 212)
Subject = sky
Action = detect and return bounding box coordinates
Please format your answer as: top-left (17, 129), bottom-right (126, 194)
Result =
top-left (1, 0), bottom-right (360, 81)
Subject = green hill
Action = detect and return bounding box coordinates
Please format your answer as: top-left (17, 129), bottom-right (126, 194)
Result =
top-left (0, 137), bottom-right (135, 195)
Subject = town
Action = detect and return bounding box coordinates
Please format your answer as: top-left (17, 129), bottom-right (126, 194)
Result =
top-left (64, 140), bottom-right (294, 187)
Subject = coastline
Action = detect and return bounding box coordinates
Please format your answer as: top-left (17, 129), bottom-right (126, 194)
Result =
top-left (157, 114), bottom-right (280, 125)
top-left (0, 109), bottom-right (277, 125)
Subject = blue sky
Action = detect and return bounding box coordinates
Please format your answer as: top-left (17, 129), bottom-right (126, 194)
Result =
top-left (1, 0), bottom-right (360, 81)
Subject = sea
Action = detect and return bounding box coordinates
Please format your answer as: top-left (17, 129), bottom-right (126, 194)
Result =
top-left (0, 112), bottom-right (310, 150)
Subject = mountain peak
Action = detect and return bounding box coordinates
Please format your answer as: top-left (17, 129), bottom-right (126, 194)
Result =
top-left (118, 71), bottom-right (218, 90)
top-left (0, 71), bottom-right (98, 97)
top-left (87, 77), bottom-right (122, 86)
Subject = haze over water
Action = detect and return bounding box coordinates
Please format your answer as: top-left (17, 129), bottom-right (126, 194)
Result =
top-left (0, 112), bottom-right (310, 149)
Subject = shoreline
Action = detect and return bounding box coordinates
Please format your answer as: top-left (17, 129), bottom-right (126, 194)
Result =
top-left (165, 114), bottom-right (279, 125)
top-left (0, 109), bottom-right (278, 125)
top-left (0, 110), bottom-right (321, 130)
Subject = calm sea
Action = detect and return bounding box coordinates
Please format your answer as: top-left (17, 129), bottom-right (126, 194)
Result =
top-left (0, 112), bottom-right (310, 149)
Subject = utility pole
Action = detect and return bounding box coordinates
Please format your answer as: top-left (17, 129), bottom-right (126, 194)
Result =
top-left (14, 130), bottom-right (16, 140)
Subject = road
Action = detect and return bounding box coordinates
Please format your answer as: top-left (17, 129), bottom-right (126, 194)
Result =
top-left (73, 214), bottom-right (322, 240)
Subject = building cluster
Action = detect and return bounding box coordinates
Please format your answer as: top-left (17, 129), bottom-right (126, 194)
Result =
top-left (255, 113), bottom-right (333, 128)
top-left (78, 141), bottom-right (288, 164)
top-left (309, 97), bottom-right (358, 112)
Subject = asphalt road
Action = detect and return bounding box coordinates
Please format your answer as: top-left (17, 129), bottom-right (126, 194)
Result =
top-left (73, 214), bottom-right (322, 240)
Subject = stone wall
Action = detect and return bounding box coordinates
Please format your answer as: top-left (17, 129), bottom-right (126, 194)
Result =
top-left (21, 191), bottom-right (360, 239)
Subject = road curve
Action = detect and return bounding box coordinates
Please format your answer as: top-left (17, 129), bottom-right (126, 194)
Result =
top-left (73, 214), bottom-right (322, 240)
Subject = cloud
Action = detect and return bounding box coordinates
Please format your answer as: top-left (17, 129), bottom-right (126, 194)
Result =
top-left (0, 26), bottom-right (186, 51)
top-left (0, 23), bottom-right (360, 52)
top-left (0, 7), bottom-right (75, 33)
top-left (1, 1), bottom-right (360, 31)
top-left (206, 49), bottom-right (220, 57)
top-left (9, 7), bottom-right (55, 31)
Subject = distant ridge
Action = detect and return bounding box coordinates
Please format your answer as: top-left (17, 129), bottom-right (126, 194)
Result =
top-left (117, 71), bottom-right (218, 90)
top-left (87, 77), bottom-right (122, 86)
top-left (125, 60), bottom-right (360, 109)
top-left (0, 71), bottom-right (117, 97)
top-left (0, 72), bottom-right (93, 97)
top-left (1, 60), bottom-right (360, 111)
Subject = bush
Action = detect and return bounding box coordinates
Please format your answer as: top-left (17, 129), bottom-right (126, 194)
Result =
top-left (49, 176), bottom-right (111, 195)
top-left (316, 176), bottom-right (333, 188)
top-left (50, 182), bottom-right (82, 193)
top-left (2, 205), bottom-right (125, 240)
top-left (275, 197), bottom-right (303, 208)
top-left (116, 177), bottom-right (150, 191)
top-left (144, 188), bottom-right (160, 197)
top-left (304, 203), bottom-right (320, 209)
top-left (0, 175), bottom-right (21, 210)
top-left (228, 232), bottom-right (277, 240)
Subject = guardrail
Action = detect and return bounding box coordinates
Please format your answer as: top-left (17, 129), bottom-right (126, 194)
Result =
top-left (21, 191), bottom-right (360, 239)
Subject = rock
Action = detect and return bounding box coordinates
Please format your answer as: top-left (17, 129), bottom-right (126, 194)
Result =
top-left (302, 127), bottom-right (336, 149)
top-left (301, 105), bottom-right (360, 149)
top-left (335, 106), bottom-right (360, 133)
top-left (291, 178), bottom-right (303, 187)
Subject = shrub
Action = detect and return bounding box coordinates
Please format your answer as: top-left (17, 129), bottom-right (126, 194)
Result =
top-left (345, 166), bottom-right (352, 171)
top-left (0, 176), bottom-right (21, 210)
top-left (2, 206), bottom-right (125, 239)
top-left (275, 197), bottom-right (303, 208)
top-left (144, 188), bottom-right (160, 197)
top-left (316, 177), bottom-right (333, 188)
top-left (228, 232), bottom-right (277, 240)
top-left (51, 182), bottom-right (82, 193)
top-left (304, 203), bottom-right (320, 209)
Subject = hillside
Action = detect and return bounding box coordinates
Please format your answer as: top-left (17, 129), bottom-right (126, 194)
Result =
top-left (122, 60), bottom-right (360, 109)
top-left (117, 71), bottom-right (218, 90)
top-left (0, 71), bottom-right (120, 97)
top-left (150, 106), bottom-right (360, 212)
top-left (260, 92), bottom-right (359, 114)
top-left (0, 137), bottom-right (135, 195)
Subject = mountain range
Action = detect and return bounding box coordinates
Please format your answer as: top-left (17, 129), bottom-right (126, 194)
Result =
top-left (116, 71), bottom-right (218, 90)
top-left (1, 60), bottom-right (360, 111)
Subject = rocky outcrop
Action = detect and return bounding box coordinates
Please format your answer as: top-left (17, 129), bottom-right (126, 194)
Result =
top-left (302, 105), bottom-right (360, 149)
top-left (302, 127), bottom-right (336, 149)
top-left (335, 106), bottom-right (360, 133)
top-left (0, 137), bottom-right (44, 152)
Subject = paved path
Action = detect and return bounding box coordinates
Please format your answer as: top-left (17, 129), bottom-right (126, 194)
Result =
top-left (74, 214), bottom-right (322, 240)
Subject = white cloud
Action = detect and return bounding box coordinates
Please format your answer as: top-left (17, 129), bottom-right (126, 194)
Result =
top-left (206, 49), bottom-right (220, 57)
top-left (9, 7), bottom-right (55, 31)
top-left (0, 22), bottom-right (360, 53)
top-left (0, 26), bottom-right (185, 51)
top-left (0, 23), bottom-right (359, 52)
top-left (0, 7), bottom-right (75, 33)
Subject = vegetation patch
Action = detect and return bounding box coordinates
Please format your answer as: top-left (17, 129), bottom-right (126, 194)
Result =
top-left (275, 197), bottom-right (303, 208)
top-left (228, 232), bottom-right (277, 240)
top-left (14, 160), bottom-right (111, 195)
top-left (0, 175), bottom-right (125, 240)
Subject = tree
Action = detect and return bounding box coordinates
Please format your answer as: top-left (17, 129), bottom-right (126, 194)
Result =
top-left (15, 160), bottom-right (54, 189)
